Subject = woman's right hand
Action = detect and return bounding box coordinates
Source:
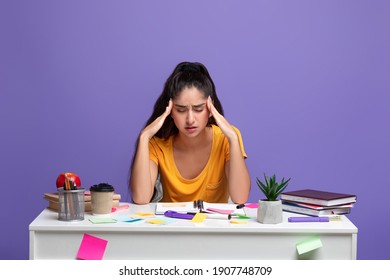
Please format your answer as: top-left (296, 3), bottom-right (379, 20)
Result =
top-left (141, 99), bottom-right (173, 140)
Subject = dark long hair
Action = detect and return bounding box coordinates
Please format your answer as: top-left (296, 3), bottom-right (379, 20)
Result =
top-left (129, 62), bottom-right (224, 188)
top-left (145, 61), bottom-right (224, 138)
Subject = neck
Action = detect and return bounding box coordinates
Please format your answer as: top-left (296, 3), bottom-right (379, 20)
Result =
top-left (174, 127), bottom-right (211, 151)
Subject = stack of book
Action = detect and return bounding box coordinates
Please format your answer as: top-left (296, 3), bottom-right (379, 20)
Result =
top-left (44, 191), bottom-right (121, 212)
top-left (280, 189), bottom-right (357, 216)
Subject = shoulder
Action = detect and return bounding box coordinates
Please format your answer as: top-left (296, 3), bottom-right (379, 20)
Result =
top-left (150, 136), bottom-right (172, 149)
top-left (211, 124), bottom-right (243, 137)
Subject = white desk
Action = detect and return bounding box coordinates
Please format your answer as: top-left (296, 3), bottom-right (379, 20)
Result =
top-left (29, 203), bottom-right (358, 260)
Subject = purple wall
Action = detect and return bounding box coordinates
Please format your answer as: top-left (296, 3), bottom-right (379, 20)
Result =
top-left (1, 1), bottom-right (389, 259)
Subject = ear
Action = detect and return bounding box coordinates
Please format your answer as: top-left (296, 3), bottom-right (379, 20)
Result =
top-left (207, 96), bottom-right (213, 117)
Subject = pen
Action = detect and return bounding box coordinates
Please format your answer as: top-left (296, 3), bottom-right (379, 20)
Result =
top-left (203, 213), bottom-right (232, 220)
top-left (197, 200), bottom-right (204, 212)
top-left (288, 216), bottom-right (329, 223)
top-left (236, 204), bottom-right (247, 216)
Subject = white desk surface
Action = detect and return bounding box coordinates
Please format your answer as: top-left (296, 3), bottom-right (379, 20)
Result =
top-left (30, 203), bottom-right (357, 233)
top-left (29, 203), bottom-right (358, 260)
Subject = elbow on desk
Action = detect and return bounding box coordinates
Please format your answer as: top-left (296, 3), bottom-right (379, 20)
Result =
top-left (131, 196), bottom-right (151, 205)
top-left (131, 192), bottom-right (153, 205)
top-left (229, 190), bottom-right (250, 204)
top-left (230, 197), bottom-right (248, 204)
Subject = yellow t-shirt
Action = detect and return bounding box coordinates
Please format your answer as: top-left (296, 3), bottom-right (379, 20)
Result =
top-left (149, 125), bottom-right (247, 203)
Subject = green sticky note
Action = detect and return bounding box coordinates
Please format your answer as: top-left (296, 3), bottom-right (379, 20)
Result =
top-left (235, 214), bottom-right (251, 219)
top-left (89, 217), bottom-right (117, 224)
top-left (296, 236), bottom-right (322, 255)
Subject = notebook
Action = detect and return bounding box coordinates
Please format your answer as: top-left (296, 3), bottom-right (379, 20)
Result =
top-left (281, 189), bottom-right (357, 206)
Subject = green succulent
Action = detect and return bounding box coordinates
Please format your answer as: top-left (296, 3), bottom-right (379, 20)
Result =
top-left (256, 174), bottom-right (291, 201)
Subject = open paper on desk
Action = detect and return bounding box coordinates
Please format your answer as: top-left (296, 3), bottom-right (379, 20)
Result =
top-left (155, 202), bottom-right (246, 215)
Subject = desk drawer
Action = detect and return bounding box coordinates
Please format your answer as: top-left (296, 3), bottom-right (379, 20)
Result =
top-left (30, 230), bottom-right (356, 260)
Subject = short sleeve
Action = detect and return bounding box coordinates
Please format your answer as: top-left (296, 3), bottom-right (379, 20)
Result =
top-left (226, 126), bottom-right (247, 161)
top-left (148, 138), bottom-right (159, 166)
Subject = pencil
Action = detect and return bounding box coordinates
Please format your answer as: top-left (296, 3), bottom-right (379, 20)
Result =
top-left (65, 177), bottom-right (71, 190)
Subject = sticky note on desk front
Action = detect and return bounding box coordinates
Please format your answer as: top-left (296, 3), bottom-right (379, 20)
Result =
top-left (77, 234), bottom-right (108, 260)
top-left (296, 236), bottom-right (323, 255)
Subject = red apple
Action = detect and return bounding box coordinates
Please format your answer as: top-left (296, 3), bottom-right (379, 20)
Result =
top-left (56, 172), bottom-right (82, 189)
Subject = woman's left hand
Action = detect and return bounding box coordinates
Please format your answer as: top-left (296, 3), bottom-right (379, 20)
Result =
top-left (207, 96), bottom-right (237, 141)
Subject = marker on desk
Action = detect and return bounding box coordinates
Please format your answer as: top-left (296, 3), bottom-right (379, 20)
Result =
top-left (165, 211), bottom-right (231, 221)
top-left (288, 216), bottom-right (329, 223)
top-left (204, 213), bottom-right (232, 220)
top-left (236, 204), bottom-right (247, 216)
top-left (164, 211), bottom-right (194, 220)
top-left (197, 200), bottom-right (204, 212)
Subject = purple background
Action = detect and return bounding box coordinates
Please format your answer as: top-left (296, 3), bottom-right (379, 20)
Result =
top-left (1, 1), bottom-right (389, 260)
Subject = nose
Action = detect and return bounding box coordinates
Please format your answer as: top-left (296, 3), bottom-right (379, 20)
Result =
top-left (186, 110), bottom-right (195, 124)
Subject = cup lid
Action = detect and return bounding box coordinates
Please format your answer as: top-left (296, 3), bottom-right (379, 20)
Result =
top-left (89, 183), bottom-right (114, 192)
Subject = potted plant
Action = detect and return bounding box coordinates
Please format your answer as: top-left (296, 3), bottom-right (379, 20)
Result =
top-left (256, 174), bottom-right (291, 224)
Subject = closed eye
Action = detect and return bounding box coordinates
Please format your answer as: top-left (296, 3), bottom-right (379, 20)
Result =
top-left (174, 105), bottom-right (188, 113)
top-left (192, 104), bottom-right (206, 112)
top-left (174, 103), bottom-right (206, 113)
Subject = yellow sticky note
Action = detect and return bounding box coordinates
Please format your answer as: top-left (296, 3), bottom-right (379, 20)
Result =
top-left (135, 212), bottom-right (155, 217)
top-left (191, 213), bottom-right (207, 223)
top-left (147, 219), bottom-right (165, 224)
top-left (230, 220), bottom-right (248, 224)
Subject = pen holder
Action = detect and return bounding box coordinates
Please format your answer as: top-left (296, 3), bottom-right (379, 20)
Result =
top-left (58, 187), bottom-right (85, 221)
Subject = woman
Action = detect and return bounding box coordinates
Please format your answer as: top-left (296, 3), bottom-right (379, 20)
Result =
top-left (129, 62), bottom-right (250, 204)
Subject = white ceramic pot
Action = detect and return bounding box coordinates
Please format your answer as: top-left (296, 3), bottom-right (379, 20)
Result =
top-left (257, 200), bottom-right (283, 224)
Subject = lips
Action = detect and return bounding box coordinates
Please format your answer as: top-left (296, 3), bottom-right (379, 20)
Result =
top-left (185, 126), bottom-right (197, 133)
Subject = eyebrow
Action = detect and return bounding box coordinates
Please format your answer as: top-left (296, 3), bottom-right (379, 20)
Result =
top-left (192, 103), bottom-right (206, 108)
top-left (174, 103), bottom-right (206, 108)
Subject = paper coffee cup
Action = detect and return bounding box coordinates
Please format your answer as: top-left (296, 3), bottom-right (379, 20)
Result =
top-left (90, 183), bottom-right (114, 216)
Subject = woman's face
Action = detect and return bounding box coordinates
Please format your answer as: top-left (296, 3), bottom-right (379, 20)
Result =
top-left (171, 86), bottom-right (210, 138)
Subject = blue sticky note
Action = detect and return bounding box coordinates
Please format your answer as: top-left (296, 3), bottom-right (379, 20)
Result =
top-left (114, 215), bottom-right (142, 223)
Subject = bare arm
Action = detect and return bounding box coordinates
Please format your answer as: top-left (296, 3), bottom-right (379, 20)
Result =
top-left (207, 97), bottom-right (250, 203)
top-left (130, 100), bottom-right (173, 204)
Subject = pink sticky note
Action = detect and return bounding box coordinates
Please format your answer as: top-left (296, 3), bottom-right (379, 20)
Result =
top-left (77, 234), bottom-right (108, 260)
top-left (245, 203), bottom-right (258, 209)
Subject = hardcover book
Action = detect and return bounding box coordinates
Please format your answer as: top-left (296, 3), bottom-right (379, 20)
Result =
top-left (282, 201), bottom-right (352, 216)
top-left (46, 200), bottom-right (120, 212)
top-left (281, 189), bottom-right (356, 206)
top-left (43, 191), bottom-right (122, 212)
top-left (43, 191), bottom-right (121, 202)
